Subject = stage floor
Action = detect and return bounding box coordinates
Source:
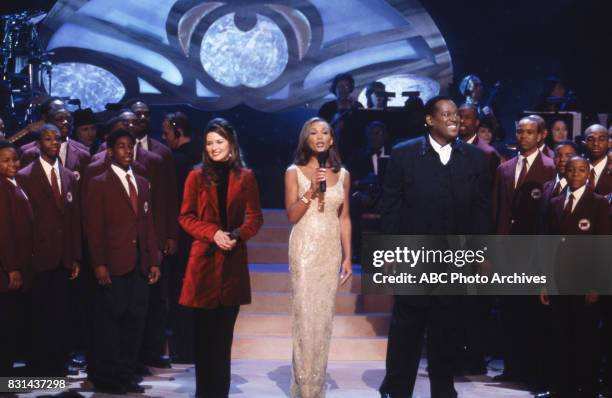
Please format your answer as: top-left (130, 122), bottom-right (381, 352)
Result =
top-left (16, 359), bottom-right (534, 397)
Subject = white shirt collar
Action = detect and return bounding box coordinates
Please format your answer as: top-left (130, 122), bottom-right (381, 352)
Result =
top-left (555, 174), bottom-right (567, 189)
top-left (110, 163), bottom-right (138, 195)
top-left (466, 134), bottom-right (477, 145)
top-left (136, 135), bottom-right (149, 150)
top-left (565, 184), bottom-right (586, 212)
top-left (428, 134), bottom-right (452, 165)
top-left (590, 158), bottom-right (606, 185)
top-left (39, 156), bottom-right (60, 174)
top-left (6, 177), bottom-right (17, 186)
top-left (520, 150), bottom-right (539, 166)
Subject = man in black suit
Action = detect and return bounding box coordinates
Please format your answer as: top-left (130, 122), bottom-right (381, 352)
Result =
top-left (348, 121), bottom-right (391, 261)
top-left (378, 96), bottom-right (491, 398)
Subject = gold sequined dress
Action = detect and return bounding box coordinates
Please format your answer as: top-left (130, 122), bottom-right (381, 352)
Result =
top-left (288, 165), bottom-right (346, 398)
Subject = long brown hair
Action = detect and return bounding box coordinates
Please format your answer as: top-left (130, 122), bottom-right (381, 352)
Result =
top-left (201, 118), bottom-right (244, 185)
top-left (293, 117), bottom-right (342, 172)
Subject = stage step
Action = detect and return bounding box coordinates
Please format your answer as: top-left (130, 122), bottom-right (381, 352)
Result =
top-left (235, 313), bottom-right (390, 337)
top-left (242, 291), bottom-right (393, 314)
top-left (232, 336), bottom-right (388, 361)
top-left (248, 265), bottom-right (363, 294)
top-left (235, 209), bottom-right (389, 361)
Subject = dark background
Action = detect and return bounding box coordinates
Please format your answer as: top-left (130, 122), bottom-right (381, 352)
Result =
top-left (2, 0), bottom-right (611, 207)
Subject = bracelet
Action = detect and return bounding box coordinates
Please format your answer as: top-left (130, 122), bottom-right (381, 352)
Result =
top-left (300, 195), bottom-right (311, 205)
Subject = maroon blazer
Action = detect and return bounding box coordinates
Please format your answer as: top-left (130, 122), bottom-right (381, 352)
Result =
top-left (594, 161), bottom-right (612, 196)
top-left (546, 187), bottom-right (610, 293)
top-left (81, 155), bottom-right (148, 201)
top-left (16, 160), bottom-right (81, 273)
top-left (472, 136), bottom-right (501, 185)
top-left (145, 136), bottom-right (179, 241)
top-left (540, 145), bottom-right (554, 160)
top-left (92, 147), bottom-right (166, 249)
top-left (85, 168), bottom-right (158, 276)
top-left (179, 168), bottom-right (263, 309)
top-left (546, 187), bottom-right (610, 235)
top-left (20, 140), bottom-right (90, 182)
top-left (493, 151), bottom-right (556, 234)
top-left (0, 178), bottom-right (34, 292)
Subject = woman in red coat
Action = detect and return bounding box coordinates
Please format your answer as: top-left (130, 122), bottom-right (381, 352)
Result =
top-left (179, 118), bottom-right (263, 398)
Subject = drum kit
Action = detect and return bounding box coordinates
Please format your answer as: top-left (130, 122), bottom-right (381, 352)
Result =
top-left (1, 10), bottom-right (55, 132)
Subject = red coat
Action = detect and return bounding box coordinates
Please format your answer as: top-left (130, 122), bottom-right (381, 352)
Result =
top-left (0, 178), bottom-right (34, 292)
top-left (85, 168), bottom-right (158, 276)
top-left (493, 151), bottom-right (555, 234)
top-left (20, 140), bottom-right (90, 182)
top-left (179, 168), bottom-right (263, 309)
top-left (16, 160), bottom-right (81, 273)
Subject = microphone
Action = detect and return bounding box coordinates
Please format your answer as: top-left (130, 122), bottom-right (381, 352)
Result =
top-left (317, 151), bottom-right (329, 193)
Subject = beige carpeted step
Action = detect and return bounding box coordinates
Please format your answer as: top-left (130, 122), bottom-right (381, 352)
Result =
top-left (231, 335), bottom-right (388, 360)
top-left (243, 291), bottom-right (393, 314)
top-left (234, 313), bottom-right (389, 337)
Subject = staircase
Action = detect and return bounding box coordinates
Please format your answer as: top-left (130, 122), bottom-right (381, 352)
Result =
top-left (232, 209), bottom-right (391, 360)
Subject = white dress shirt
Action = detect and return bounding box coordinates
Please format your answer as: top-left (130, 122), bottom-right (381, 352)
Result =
top-left (590, 159), bottom-right (606, 188)
top-left (514, 150), bottom-right (539, 188)
top-left (39, 157), bottom-right (62, 194)
top-left (428, 135), bottom-right (452, 166)
top-left (6, 177), bottom-right (17, 187)
top-left (564, 184), bottom-right (586, 213)
top-left (372, 146), bottom-right (389, 175)
top-left (134, 135), bottom-right (149, 159)
top-left (111, 164), bottom-right (138, 196)
top-left (554, 175), bottom-right (567, 191)
top-left (466, 134), bottom-right (477, 145)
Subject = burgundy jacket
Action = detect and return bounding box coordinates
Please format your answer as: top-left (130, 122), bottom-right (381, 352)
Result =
top-left (0, 178), bottom-right (34, 292)
top-left (92, 147), bottom-right (166, 249)
top-left (493, 151), bottom-right (556, 234)
top-left (472, 136), bottom-right (501, 185)
top-left (546, 187), bottom-right (610, 235)
top-left (545, 187), bottom-right (611, 293)
top-left (144, 137), bottom-right (179, 241)
top-left (16, 159), bottom-right (81, 273)
top-left (20, 140), bottom-right (90, 182)
top-left (594, 161), bottom-right (612, 196)
top-left (85, 168), bottom-right (158, 276)
top-left (179, 168), bottom-right (263, 309)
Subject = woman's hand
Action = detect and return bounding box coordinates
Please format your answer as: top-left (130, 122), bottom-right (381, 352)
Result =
top-left (340, 258), bottom-right (353, 286)
top-left (309, 168), bottom-right (327, 194)
top-left (540, 287), bottom-right (550, 306)
top-left (8, 271), bottom-right (22, 290)
top-left (213, 230), bottom-right (236, 251)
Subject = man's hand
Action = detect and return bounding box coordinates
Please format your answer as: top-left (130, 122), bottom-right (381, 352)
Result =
top-left (95, 265), bottom-right (111, 286)
top-left (70, 262), bottom-right (80, 280)
top-left (8, 271), bottom-right (22, 290)
top-left (148, 266), bottom-right (161, 284)
top-left (163, 239), bottom-right (177, 256)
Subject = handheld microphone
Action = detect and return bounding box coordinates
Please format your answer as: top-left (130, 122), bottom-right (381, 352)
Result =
top-left (317, 151), bottom-right (329, 193)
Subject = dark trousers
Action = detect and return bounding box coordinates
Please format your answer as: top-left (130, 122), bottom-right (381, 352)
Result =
top-left (380, 296), bottom-right (458, 398)
top-left (460, 296), bottom-right (492, 370)
top-left (499, 295), bottom-right (550, 386)
top-left (168, 234), bottom-right (194, 362)
top-left (140, 258), bottom-right (168, 365)
top-left (29, 267), bottom-right (71, 376)
top-left (0, 292), bottom-right (28, 376)
top-left (550, 296), bottom-right (600, 396)
top-left (194, 305), bottom-right (239, 398)
top-left (94, 269), bottom-right (149, 386)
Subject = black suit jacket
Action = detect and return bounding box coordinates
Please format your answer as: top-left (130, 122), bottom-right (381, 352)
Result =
top-left (380, 136), bottom-right (491, 235)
